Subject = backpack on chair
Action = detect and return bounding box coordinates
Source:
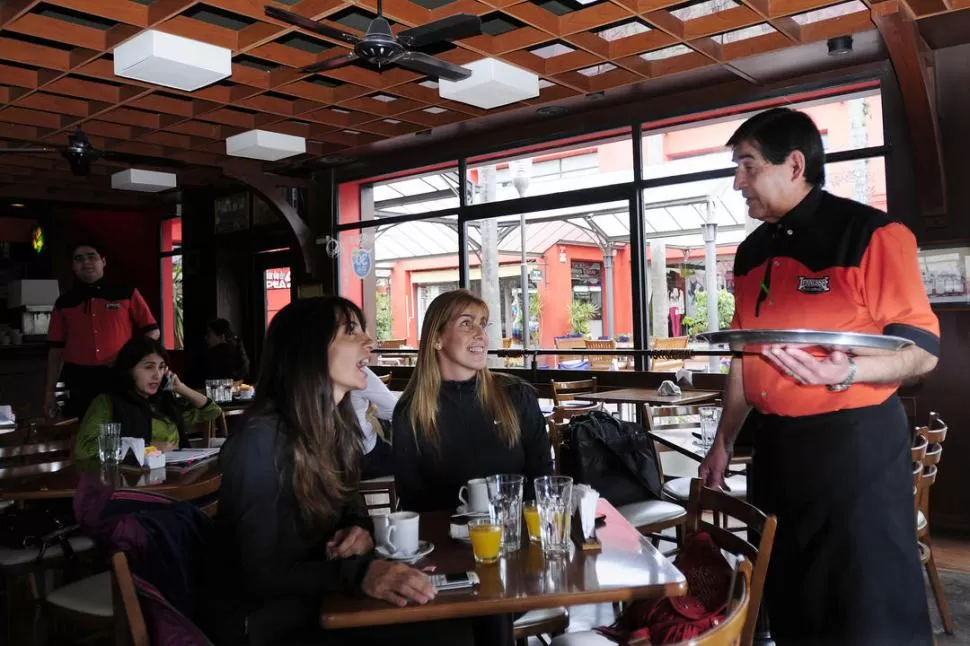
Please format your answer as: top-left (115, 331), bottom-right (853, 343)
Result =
top-left (559, 411), bottom-right (664, 506)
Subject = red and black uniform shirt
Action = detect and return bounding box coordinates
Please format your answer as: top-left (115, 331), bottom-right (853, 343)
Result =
top-left (731, 186), bottom-right (940, 417)
top-left (47, 281), bottom-right (158, 367)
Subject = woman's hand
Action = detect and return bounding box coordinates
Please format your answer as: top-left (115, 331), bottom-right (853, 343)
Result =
top-left (326, 526), bottom-right (373, 558)
top-left (166, 369), bottom-right (187, 394)
top-left (361, 561), bottom-right (436, 607)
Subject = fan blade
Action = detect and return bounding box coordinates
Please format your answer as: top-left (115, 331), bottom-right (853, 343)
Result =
top-left (395, 51), bottom-right (471, 82)
top-left (0, 147), bottom-right (58, 153)
top-left (397, 14), bottom-right (482, 49)
top-left (101, 150), bottom-right (186, 169)
top-left (302, 53), bottom-right (359, 74)
top-left (265, 5), bottom-right (359, 45)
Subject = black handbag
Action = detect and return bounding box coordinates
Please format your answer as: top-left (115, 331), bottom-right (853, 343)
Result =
top-left (560, 411), bottom-right (664, 506)
top-left (0, 506), bottom-right (81, 564)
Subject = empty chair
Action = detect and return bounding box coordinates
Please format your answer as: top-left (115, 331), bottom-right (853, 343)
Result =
top-left (549, 378), bottom-right (597, 406)
top-left (916, 413), bottom-right (952, 635)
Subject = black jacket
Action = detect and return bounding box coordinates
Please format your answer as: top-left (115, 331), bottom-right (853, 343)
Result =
top-left (391, 374), bottom-right (553, 512)
top-left (203, 341), bottom-right (250, 382)
top-left (200, 413), bottom-right (373, 646)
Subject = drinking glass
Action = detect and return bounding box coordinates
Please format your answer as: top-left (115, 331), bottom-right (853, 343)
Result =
top-left (534, 475), bottom-right (573, 556)
top-left (468, 517), bottom-right (503, 564)
top-left (485, 474), bottom-right (524, 553)
top-left (699, 406), bottom-right (722, 450)
top-left (98, 423), bottom-right (122, 463)
top-left (205, 379), bottom-right (218, 401)
top-left (523, 502), bottom-right (541, 542)
top-left (220, 379), bottom-right (234, 403)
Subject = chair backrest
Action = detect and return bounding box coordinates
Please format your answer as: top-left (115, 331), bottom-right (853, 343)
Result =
top-left (584, 339), bottom-right (619, 370)
top-left (0, 439), bottom-right (73, 468)
top-left (911, 433), bottom-right (928, 464)
top-left (920, 413), bottom-right (947, 444)
top-left (552, 402), bottom-right (601, 424)
top-left (549, 377), bottom-right (597, 405)
top-left (359, 476), bottom-right (397, 515)
top-left (377, 372), bottom-right (392, 385)
top-left (378, 338), bottom-right (406, 349)
top-left (644, 404), bottom-right (702, 432)
top-left (660, 559), bottom-right (753, 646)
top-left (554, 337), bottom-right (588, 350)
top-left (547, 420), bottom-right (568, 475)
top-left (112, 552), bottom-right (150, 646)
top-left (584, 339), bottom-right (616, 350)
top-left (684, 479), bottom-right (778, 646)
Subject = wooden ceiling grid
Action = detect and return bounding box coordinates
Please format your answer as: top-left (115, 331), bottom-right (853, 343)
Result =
top-left (0, 0), bottom-right (966, 202)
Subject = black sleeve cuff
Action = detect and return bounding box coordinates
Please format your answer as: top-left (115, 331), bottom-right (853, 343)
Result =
top-left (343, 553), bottom-right (376, 596)
top-left (884, 323), bottom-right (940, 357)
top-left (48, 341), bottom-right (65, 349)
top-left (139, 324), bottom-right (159, 334)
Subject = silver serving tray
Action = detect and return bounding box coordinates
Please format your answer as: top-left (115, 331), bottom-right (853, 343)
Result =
top-left (696, 329), bottom-right (913, 356)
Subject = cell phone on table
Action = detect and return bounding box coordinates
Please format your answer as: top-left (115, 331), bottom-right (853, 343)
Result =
top-left (429, 571), bottom-right (480, 592)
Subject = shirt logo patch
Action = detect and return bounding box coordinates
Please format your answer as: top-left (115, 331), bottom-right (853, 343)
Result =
top-left (797, 276), bottom-right (831, 294)
top-left (106, 302), bottom-right (122, 311)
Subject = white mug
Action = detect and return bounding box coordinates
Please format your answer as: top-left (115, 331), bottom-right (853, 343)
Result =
top-left (385, 511), bottom-right (420, 556)
top-left (458, 478), bottom-right (490, 513)
top-left (372, 511), bottom-right (391, 548)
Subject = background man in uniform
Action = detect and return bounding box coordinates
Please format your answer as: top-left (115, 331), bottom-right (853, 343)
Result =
top-left (700, 108), bottom-right (938, 645)
top-left (44, 243), bottom-right (160, 418)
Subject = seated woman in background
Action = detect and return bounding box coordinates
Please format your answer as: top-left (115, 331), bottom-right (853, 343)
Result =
top-left (201, 297), bottom-right (474, 646)
top-left (75, 336), bottom-right (222, 459)
top-left (203, 318), bottom-right (250, 382)
top-left (392, 288), bottom-right (553, 513)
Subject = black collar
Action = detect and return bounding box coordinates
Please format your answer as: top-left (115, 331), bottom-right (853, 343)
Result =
top-left (774, 185), bottom-right (822, 232)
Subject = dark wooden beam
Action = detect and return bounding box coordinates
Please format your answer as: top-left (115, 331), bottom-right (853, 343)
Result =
top-left (222, 168), bottom-right (317, 278)
top-left (872, 0), bottom-right (947, 228)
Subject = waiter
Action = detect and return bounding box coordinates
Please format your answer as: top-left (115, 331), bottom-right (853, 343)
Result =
top-left (44, 242), bottom-right (160, 418)
top-left (699, 108), bottom-right (937, 645)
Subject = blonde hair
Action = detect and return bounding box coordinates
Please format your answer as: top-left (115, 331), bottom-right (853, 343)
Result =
top-left (401, 289), bottom-right (520, 450)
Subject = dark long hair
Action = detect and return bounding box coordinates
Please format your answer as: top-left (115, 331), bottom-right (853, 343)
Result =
top-left (250, 296), bottom-right (365, 533)
top-left (110, 336), bottom-right (187, 445)
top-left (206, 318), bottom-right (250, 380)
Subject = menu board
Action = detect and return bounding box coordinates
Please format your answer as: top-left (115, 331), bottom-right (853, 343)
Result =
top-left (919, 246), bottom-right (970, 306)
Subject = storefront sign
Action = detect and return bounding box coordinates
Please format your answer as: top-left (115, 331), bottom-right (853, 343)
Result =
top-left (571, 261), bottom-right (601, 285)
top-left (265, 269), bottom-right (291, 289)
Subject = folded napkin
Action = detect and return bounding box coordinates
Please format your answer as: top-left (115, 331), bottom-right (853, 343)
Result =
top-left (120, 437), bottom-right (166, 469)
top-left (658, 380), bottom-right (682, 396)
top-left (572, 484), bottom-right (600, 540)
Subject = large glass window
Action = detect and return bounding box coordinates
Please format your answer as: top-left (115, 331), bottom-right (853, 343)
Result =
top-left (160, 218), bottom-right (182, 350)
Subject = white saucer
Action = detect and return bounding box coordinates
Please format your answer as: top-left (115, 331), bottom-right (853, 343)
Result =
top-left (455, 505), bottom-right (489, 516)
top-left (375, 540), bottom-right (434, 563)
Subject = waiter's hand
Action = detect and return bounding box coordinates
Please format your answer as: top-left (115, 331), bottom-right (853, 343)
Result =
top-left (762, 345), bottom-right (853, 386)
top-left (698, 440), bottom-right (730, 490)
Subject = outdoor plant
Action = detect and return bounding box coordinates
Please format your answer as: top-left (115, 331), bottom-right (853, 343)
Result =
top-left (682, 289), bottom-right (735, 337)
top-left (569, 300), bottom-right (597, 336)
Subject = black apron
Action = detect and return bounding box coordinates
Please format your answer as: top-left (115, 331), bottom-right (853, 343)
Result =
top-left (750, 395), bottom-right (932, 646)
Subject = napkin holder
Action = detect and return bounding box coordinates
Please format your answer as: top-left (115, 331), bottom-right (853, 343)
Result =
top-left (570, 484), bottom-right (602, 552)
top-left (571, 510), bottom-right (601, 551)
top-left (119, 437), bottom-right (166, 471)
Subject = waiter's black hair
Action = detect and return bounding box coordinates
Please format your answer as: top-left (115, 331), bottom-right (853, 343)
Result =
top-left (71, 241), bottom-right (104, 258)
top-left (727, 107), bottom-right (826, 187)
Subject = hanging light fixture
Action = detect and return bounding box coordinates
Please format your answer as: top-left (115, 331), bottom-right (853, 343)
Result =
top-left (559, 247), bottom-right (567, 264)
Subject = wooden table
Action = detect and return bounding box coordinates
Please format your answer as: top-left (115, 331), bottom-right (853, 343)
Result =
top-left (650, 430), bottom-right (753, 466)
top-left (320, 499), bottom-right (686, 629)
top-left (575, 388), bottom-right (720, 408)
top-left (0, 459), bottom-right (222, 501)
top-left (218, 400), bottom-right (252, 417)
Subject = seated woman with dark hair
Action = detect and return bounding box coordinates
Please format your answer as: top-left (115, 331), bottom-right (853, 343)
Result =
top-left (201, 297), bottom-right (474, 646)
top-left (75, 336), bottom-right (223, 459)
top-left (392, 288), bottom-right (553, 512)
top-left (203, 318), bottom-right (250, 381)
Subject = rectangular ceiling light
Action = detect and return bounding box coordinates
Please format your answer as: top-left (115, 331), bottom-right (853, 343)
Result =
top-left (111, 169), bottom-right (177, 193)
top-left (114, 30), bottom-right (232, 91)
top-left (226, 129), bottom-right (307, 161)
top-left (439, 58), bottom-right (539, 110)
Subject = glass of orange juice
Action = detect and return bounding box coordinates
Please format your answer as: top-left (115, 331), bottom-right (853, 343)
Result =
top-left (468, 517), bottom-right (503, 564)
top-left (523, 502), bottom-right (541, 542)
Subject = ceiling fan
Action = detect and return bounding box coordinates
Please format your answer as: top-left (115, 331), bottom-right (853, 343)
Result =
top-left (265, 3), bottom-right (481, 81)
top-left (0, 127), bottom-right (186, 177)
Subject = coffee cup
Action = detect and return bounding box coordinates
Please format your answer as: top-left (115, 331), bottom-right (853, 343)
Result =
top-left (458, 478), bottom-right (489, 513)
top-left (385, 511), bottom-right (420, 556)
top-left (372, 511), bottom-right (391, 548)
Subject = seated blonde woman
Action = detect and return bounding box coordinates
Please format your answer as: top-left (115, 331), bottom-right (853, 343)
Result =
top-left (75, 336), bottom-right (222, 459)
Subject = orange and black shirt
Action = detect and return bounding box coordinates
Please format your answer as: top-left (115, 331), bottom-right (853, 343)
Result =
top-left (47, 280), bottom-right (158, 367)
top-left (731, 186), bottom-right (939, 417)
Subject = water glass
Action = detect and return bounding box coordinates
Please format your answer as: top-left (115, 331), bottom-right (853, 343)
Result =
top-left (699, 406), bottom-right (722, 450)
top-left (485, 474), bottom-right (524, 553)
top-left (534, 475), bottom-right (573, 557)
top-left (98, 423), bottom-right (121, 463)
top-left (220, 379), bottom-right (233, 403)
top-left (205, 379), bottom-right (218, 401)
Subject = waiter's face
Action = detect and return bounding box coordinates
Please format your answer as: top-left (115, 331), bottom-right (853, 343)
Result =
top-left (732, 141), bottom-right (802, 224)
top-left (72, 246), bottom-right (105, 283)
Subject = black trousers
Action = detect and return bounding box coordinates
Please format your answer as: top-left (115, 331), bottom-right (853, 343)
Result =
top-left (751, 396), bottom-right (932, 646)
top-left (61, 362), bottom-right (113, 419)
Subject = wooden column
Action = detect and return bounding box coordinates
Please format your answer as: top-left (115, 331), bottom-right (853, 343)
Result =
top-left (872, 0), bottom-right (948, 228)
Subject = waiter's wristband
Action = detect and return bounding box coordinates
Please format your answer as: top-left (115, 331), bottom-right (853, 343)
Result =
top-left (827, 358), bottom-right (857, 392)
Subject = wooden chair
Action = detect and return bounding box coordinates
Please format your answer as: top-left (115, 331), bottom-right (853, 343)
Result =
top-left (359, 476), bottom-right (397, 516)
top-left (916, 413), bottom-right (953, 635)
top-left (549, 377), bottom-right (597, 406)
top-left (650, 336), bottom-right (689, 372)
top-left (552, 402), bottom-right (600, 424)
top-left (584, 339), bottom-right (619, 371)
top-left (112, 552), bottom-right (148, 646)
top-left (644, 405), bottom-right (747, 504)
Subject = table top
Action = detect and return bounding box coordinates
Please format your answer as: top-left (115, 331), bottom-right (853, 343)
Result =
top-left (320, 499), bottom-right (686, 629)
top-left (0, 458), bottom-right (222, 501)
top-left (650, 430), bottom-right (752, 465)
top-left (575, 388), bottom-right (720, 407)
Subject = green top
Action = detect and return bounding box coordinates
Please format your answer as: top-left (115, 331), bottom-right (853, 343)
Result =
top-left (76, 393), bottom-right (223, 460)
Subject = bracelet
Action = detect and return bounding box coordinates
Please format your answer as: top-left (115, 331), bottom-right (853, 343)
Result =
top-left (827, 358), bottom-right (857, 392)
